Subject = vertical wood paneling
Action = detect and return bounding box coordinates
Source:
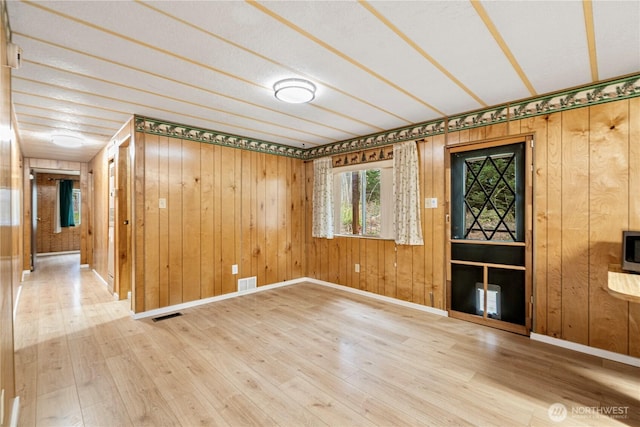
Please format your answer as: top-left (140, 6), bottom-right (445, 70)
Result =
top-left (365, 240), bottom-right (379, 294)
top-left (212, 145), bottom-right (223, 296)
top-left (291, 161), bottom-right (303, 278)
top-left (220, 147), bottom-right (236, 295)
top-left (546, 113), bottom-right (563, 337)
top-left (182, 140), bottom-right (201, 302)
top-left (250, 151), bottom-right (259, 278)
top-left (396, 246), bottom-right (412, 301)
top-left (256, 153), bottom-right (267, 287)
top-left (234, 150), bottom-right (243, 285)
top-left (432, 134), bottom-right (446, 309)
top-left (277, 156), bottom-right (290, 282)
top-left (384, 240), bottom-right (396, 297)
top-left (144, 134), bottom-right (160, 310)
top-left (158, 136), bottom-right (170, 306)
top-left (588, 102), bottom-right (629, 353)
top-left (240, 149), bottom-right (254, 281)
top-left (134, 131), bottom-right (146, 312)
top-left (358, 239), bottom-right (366, 290)
top-left (469, 126), bottom-right (485, 142)
top-left (199, 143), bottom-right (214, 299)
top-left (422, 138), bottom-right (434, 305)
top-left (485, 122), bottom-right (508, 139)
top-left (168, 138), bottom-right (183, 305)
top-left (412, 140), bottom-right (426, 305)
top-left (265, 155), bottom-right (278, 285)
top-left (560, 108), bottom-right (590, 345)
top-left (304, 161), bottom-right (316, 279)
top-left (628, 97), bottom-right (640, 358)
top-left (377, 240), bottom-right (386, 295)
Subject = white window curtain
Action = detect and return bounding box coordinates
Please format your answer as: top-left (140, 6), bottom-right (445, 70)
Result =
top-left (393, 140), bottom-right (423, 245)
top-left (312, 157), bottom-right (334, 239)
top-left (53, 179), bottom-right (62, 234)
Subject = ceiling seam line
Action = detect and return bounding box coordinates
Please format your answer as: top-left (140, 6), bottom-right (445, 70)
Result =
top-left (470, 0), bottom-right (537, 97)
top-left (582, 0), bottom-right (599, 82)
top-left (359, 0), bottom-right (488, 108)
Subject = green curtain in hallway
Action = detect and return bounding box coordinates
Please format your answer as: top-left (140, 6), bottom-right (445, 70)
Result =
top-left (59, 179), bottom-right (75, 227)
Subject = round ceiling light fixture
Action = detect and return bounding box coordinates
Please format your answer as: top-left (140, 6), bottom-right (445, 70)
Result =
top-left (273, 78), bottom-right (316, 104)
top-left (51, 135), bottom-right (83, 148)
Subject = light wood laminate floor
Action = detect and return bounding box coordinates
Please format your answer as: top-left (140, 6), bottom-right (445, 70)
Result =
top-left (14, 254), bottom-right (640, 426)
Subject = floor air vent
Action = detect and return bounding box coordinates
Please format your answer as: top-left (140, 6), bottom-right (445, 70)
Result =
top-left (152, 312), bottom-right (183, 322)
top-left (238, 276), bottom-right (257, 292)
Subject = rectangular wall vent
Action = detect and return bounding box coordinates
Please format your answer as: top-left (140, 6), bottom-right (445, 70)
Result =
top-left (152, 312), bottom-right (183, 322)
top-left (238, 276), bottom-right (257, 292)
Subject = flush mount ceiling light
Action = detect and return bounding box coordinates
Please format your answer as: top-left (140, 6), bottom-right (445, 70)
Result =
top-left (273, 78), bottom-right (316, 104)
top-left (51, 135), bottom-right (83, 148)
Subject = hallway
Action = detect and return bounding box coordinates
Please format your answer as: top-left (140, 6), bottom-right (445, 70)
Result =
top-left (14, 254), bottom-right (134, 426)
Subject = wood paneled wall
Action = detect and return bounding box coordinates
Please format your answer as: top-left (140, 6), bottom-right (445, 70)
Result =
top-left (0, 8), bottom-right (21, 422)
top-left (132, 131), bottom-right (306, 313)
top-left (307, 97), bottom-right (640, 357)
top-left (34, 174), bottom-right (81, 253)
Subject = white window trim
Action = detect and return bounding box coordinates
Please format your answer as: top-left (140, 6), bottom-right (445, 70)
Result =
top-left (332, 160), bottom-right (394, 239)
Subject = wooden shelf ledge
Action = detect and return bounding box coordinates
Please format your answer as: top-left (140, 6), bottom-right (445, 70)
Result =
top-left (607, 265), bottom-right (640, 303)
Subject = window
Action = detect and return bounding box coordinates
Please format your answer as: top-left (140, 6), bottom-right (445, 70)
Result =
top-left (333, 160), bottom-right (393, 239)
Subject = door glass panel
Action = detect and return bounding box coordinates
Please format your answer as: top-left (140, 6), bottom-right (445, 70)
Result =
top-left (452, 143), bottom-right (524, 242)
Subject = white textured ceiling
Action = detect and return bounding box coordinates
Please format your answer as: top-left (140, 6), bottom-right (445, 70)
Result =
top-left (7, 0), bottom-right (640, 162)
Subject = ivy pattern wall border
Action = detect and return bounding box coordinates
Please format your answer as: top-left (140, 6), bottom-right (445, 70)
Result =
top-left (133, 116), bottom-right (306, 159)
top-left (134, 74), bottom-right (639, 161)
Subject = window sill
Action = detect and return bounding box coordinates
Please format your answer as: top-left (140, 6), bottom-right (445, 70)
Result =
top-left (333, 234), bottom-right (394, 241)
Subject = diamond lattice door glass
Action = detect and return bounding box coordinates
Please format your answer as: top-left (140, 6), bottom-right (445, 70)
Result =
top-left (452, 143), bottom-right (524, 242)
top-left (449, 141), bottom-right (530, 333)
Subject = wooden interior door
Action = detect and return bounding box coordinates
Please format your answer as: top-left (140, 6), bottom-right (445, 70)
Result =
top-left (446, 135), bottom-right (533, 335)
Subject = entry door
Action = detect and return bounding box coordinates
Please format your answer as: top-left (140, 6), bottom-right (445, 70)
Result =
top-left (447, 136), bottom-right (533, 335)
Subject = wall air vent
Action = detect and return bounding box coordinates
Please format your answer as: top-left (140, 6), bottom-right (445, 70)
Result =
top-left (238, 276), bottom-right (257, 292)
top-left (152, 312), bottom-right (183, 322)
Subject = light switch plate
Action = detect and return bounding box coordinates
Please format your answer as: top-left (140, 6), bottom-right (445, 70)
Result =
top-left (232, 264), bottom-right (238, 275)
top-left (425, 197), bottom-right (438, 208)
top-left (159, 198), bottom-right (167, 209)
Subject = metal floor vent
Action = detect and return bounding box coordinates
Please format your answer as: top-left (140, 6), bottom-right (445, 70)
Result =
top-left (152, 312), bottom-right (183, 322)
top-left (238, 276), bottom-right (257, 292)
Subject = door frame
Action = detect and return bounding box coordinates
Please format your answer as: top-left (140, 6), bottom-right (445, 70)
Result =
top-left (445, 134), bottom-right (534, 335)
top-left (114, 135), bottom-right (132, 301)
